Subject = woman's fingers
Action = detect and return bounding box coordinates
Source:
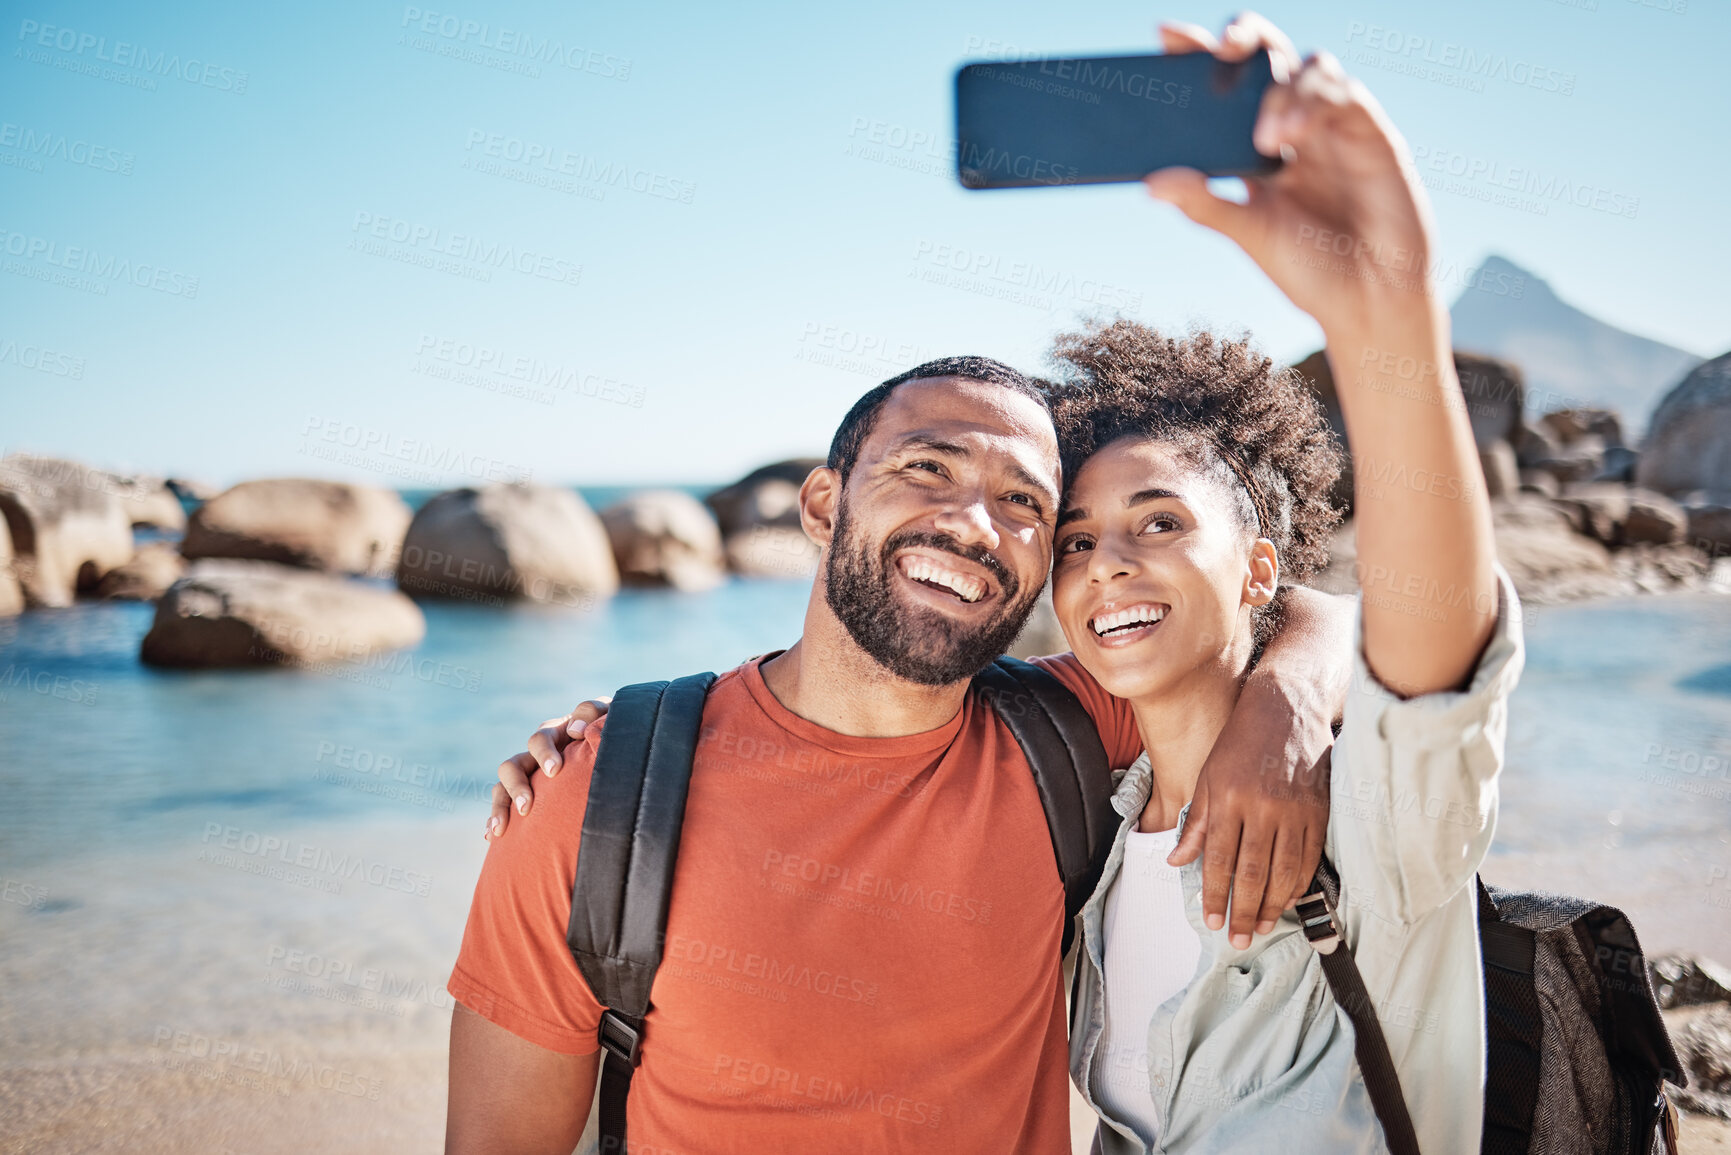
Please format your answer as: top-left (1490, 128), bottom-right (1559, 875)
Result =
top-left (567, 697), bottom-right (611, 739)
top-left (485, 782), bottom-right (512, 841)
top-left (1157, 21), bottom-right (1218, 55)
top-left (495, 751), bottom-right (538, 821)
top-left (1217, 11), bottom-right (1301, 81)
top-left (526, 718), bottom-right (570, 777)
top-left (1145, 168), bottom-right (1255, 248)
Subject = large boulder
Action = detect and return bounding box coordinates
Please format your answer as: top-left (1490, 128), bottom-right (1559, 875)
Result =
top-left (182, 480), bottom-right (410, 577)
top-left (1685, 505), bottom-right (1731, 555)
top-left (1489, 497), bottom-right (1621, 602)
top-left (0, 455), bottom-right (134, 607)
top-left (1480, 441), bottom-right (1520, 500)
top-left (1670, 1003), bottom-right (1731, 1121)
top-left (141, 560), bottom-right (425, 667)
top-left (1637, 350), bottom-right (1731, 500)
top-left (97, 543), bottom-right (187, 601)
top-left (723, 525), bottom-right (819, 579)
top-left (705, 459), bottom-right (823, 537)
top-left (1552, 484), bottom-right (1686, 547)
top-left (0, 515), bottom-right (22, 616)
top-left (398, 484), bottom-right (619, 607)
top-left (599, 490), bottom-right (725, 591)
top-left (102, 473), bottom-right (186, 531)
top-left (1292, 351), bottom-right (1523, 511)
top-left (1539, 407), bottom-right (1626, 450)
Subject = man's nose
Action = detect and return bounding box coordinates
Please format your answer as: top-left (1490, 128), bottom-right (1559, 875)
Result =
top-left (932, 495), bottom-right (1000, 552)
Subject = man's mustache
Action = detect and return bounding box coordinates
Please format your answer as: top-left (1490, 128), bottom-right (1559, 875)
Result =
top-left (879, 530), bottom-right (1017, 599)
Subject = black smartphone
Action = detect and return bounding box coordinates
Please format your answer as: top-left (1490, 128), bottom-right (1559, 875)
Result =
top-left (954, 49), bottom-right (1279, 189)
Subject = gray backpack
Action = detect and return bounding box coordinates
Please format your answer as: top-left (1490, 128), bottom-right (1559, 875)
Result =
top-left (1299, 863), bottom-right (1685, 1154)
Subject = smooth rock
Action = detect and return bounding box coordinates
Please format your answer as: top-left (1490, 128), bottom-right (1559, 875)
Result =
top-left (182, 480), bottom-right (411, 576)
top-left (166, 477), bottom-right (219, 503)
top-left (1480, 440), bottom-right (1520, 500)
top-left (1637, 350), bottom-right (1731, 498)
top-left (398, 484), bottom-right (618, 607)
top-left (141, 559), bottom-right (425, 667)
top-left (0, 455), bottom-right (134, 607)
top-left (723, 525), bottom-right (819, 580)
top-left (1293, 351), bottom-right (1523, 511)
top-left (1652, 954), bottom-right (1731, 1009)
top-left (97, 543), bottom-right (187, 601)
top-left (1515, 422), bottom-right (1562, 469)
top-left (1554, 484), bottom-right (1686, 547)
top-left (1540, 407), bottom-right (1626, 449)
top-left (102, 473), bottom-right (187, 531)
top-left (1684, 505), bottom-right (1731, 555)
top-left (600, 490), bottom-right (726, 591)
top-left (0, 515), bottom-right (22, 616)
top-left (1595, 446), bottom-right (1639, 484)
top-left (1532, 434), bottom-right (1607, 485)
top-left (705, 459), bottom-right (823, 537)
top-left (1489, 497), bottom-right (1622, 602)
top-left (1671, 1003), bottom-right (1731, 1121)
top-left (1518, 470), bottom-right (1561, 499)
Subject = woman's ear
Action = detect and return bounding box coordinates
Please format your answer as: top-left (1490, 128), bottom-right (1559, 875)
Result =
top-left (1244, 538), bottom-right (1280, 607)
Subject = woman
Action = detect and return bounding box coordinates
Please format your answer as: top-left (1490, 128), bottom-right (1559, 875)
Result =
top-left (1043, 17), bottom-right (1520, 1151)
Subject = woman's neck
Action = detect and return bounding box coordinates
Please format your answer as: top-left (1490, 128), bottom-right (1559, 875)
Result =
top-left (1129, 660), bottom-right (1247, 833)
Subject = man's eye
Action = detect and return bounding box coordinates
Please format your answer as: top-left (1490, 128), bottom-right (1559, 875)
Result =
top-left (1005, 493), bottom-right (1035, 508)
top-left (909, 460), bottom-right (945, 476)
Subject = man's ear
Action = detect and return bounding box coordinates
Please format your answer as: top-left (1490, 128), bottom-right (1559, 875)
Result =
top-left (799, 466), bottom-right (841, 549)
top-left (1244, 538), bottom-right (1280, 607)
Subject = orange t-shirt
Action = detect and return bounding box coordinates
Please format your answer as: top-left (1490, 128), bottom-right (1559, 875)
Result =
top-left (449, 654), bottom-right (1137, 1154)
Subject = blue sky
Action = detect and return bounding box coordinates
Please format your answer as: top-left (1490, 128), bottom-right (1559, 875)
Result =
top-left (2, 0), bottom-right (1725, 489)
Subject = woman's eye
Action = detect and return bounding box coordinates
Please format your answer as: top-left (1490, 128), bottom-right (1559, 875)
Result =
top-left (1141, 514), bottom-right (1181, 534)
top-left (1058, 536), bottom-right (1094, 555)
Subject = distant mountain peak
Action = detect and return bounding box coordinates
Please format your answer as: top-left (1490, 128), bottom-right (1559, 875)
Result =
top-left (1450, 254), bottom-right (1703, 433)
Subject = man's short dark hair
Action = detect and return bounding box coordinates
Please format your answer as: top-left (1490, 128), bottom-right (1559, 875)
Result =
top-left (825, 356), bottom-right (1051, 482)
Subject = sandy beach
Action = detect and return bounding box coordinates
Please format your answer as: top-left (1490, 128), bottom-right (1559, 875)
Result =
top-left (3, 800), bottom-right (1728, 1153)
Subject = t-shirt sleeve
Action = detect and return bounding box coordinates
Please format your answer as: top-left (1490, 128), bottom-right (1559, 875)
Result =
top-left (446, 723), bottom-right (608, 1055)
top-left (1029, 652), bottom-right (1143, 769)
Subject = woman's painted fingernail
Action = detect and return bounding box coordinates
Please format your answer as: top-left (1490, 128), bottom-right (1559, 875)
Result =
top-left (568, 719), bottom-right (587, 738)
top-left (516, 795), bottom-right (529, 815)
top-left (486, 816), bottom-right (500, 839)
top-left (543, 757), bottom-right (559, 775)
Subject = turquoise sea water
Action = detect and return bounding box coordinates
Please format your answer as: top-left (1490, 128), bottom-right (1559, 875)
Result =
top-left (2, 501), bottom-right (1729, 883)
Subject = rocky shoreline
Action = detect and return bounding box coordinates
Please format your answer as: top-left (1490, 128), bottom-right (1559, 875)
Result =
top-left (3, 348), bottom-right (1728, 666)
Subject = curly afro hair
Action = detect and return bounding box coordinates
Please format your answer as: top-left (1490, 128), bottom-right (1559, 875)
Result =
top-left (1044, 318), bottom-right (1343, 608)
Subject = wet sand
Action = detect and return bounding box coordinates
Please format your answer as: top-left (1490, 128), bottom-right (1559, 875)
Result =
top-left (3, 813), bottom-right (1728, 1152)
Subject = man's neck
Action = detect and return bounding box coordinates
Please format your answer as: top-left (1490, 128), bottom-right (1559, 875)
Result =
top-left (759, 583), bottom-right (972, 738)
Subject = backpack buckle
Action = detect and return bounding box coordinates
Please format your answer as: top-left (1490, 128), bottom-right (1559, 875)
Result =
top-left (598, 1011), bottom-right (643, 1067)
top-left (1295, 889), bottom-right (1341, 955)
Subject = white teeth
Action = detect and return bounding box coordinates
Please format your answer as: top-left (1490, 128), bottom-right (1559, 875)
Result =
top-left (1090, 605), bottom-right (1166, 636)
top-left (900, 557), bottom-right (985, 603)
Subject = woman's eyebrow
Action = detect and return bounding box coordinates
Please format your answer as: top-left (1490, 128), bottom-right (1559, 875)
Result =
top-left (1125, 487), bottom-right (1182, 507)
top-left (1056, 505), bottom-right (1089, 528)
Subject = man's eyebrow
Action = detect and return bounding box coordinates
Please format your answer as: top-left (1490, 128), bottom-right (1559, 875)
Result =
top-left (887, 433), bottom-right (970, 458)
top-left (889, 434), bottom-right (1059, 508)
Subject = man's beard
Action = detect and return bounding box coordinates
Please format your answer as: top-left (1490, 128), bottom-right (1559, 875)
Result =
top-left (823, 496), bottom-right (1042, 687)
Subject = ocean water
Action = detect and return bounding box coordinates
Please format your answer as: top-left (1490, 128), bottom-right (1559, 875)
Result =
top-left (2, 576), bottom-right (1728, 875)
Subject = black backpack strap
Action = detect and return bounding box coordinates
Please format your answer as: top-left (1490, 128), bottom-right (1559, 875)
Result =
top-left (565, 671), bottom-right (716, 1155)
top-left (971, 656), bottom-right (1116, 957)
top-left (1297, 859), bottom-right (1422, 1155)
top-left (1476, 879), bottom-right (1542, 1155)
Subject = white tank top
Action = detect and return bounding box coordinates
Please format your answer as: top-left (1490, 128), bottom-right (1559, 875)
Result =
top-left (1090, 825), bottom-right (1202, 1148)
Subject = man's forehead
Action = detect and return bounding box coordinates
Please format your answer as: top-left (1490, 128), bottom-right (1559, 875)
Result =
top-left (870, 375), bottom-right (1058, 456)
